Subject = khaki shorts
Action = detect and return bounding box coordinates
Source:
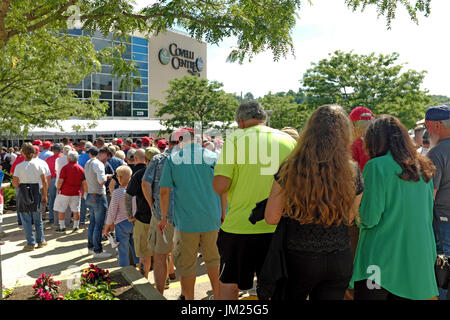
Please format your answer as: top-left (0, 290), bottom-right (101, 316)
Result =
top-left (133, 219), bottom-right (153, 258)
top-left (173, 228), bottom-right (220, 277)
top-left (148, 216), bottom-right (174, 255)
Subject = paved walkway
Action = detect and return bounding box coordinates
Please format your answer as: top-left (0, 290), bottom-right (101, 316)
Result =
top-left (0, 210), bottom-right (257, 300)
top-left (0, 210), bottom-right (244, 300)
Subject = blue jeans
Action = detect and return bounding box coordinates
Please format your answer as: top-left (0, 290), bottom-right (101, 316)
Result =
top-left (80, 198), bottom-right (87, 224)
top-left (19, 211), bottom-right (45, 246)
top-left (48, 177), bottom-right (57, 223)
top-left (436, 221), bottom-right (450, 300)
top-left (86, 194), bottom-right (108, 254)
top-left (115, 220), bottom-right (139, 267)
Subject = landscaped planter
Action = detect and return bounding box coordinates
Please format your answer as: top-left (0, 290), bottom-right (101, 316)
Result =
top-left (3, 265), bottom-right (166, 300)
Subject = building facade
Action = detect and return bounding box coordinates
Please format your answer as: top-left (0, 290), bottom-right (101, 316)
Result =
top-left (67, 28), bottom-right (207, 120)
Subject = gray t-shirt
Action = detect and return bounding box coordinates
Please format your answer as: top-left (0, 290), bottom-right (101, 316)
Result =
top-left (84, 158), bottom-right (106, 195)
top-left (428, 137), bottom-right (450, 220)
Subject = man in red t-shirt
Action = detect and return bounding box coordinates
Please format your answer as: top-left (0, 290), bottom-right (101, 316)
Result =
top-left (53, 150), bottom-right (87, 233)
top-left (349, 106), bottom-right (375, 171)
top-left (45, 143), bottom-right (63, 225)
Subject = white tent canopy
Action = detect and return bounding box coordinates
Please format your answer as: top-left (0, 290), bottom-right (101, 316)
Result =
top-left (27, 119), bottom-right (166, 137)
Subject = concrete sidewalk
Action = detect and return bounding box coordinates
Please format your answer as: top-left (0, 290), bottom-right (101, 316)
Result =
top-left (0, 210), bottom-right (222, 300)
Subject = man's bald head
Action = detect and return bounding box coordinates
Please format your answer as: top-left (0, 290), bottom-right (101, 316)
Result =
top-left (134, 148), bottom-right (146, 164)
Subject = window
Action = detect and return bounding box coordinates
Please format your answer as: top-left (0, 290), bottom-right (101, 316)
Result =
top-left (137, 62), bottom-right (148, 70)
top-left (100, 65), bottom-right (113, 74)
top-left (132, 37), bottom-right (148, 47)
top-left (68, 29), bottom-right (82, 36)
top-left (114, 101), bottom-right (132, 117)
top-left (83, 77), bottom-right (91, 90)
top-left (101, 100), bottom-right (113, 117)
top-left (66, 29), bottom-right (149, 119)
top-left (132, 93), bottom-right (148, 102)
top-left (74, 90), bottom-right (83, 98)
top-left (132, 45), bottom-right (148, 54)
top-left (114, 92), bottom-right (132, 100)
top-left (92, 38), bottom-right (111, 51)
top-left (83, 90), bottom-right (91, 99)
top-left (133, 70), bottom-right (148, 78)
top-left (133, 53), bottom-right (148, 62)
top-left (92, 74), bottom-right (113, 91)
top-left (133, 86), bottom-right (148, 94)
top-left (133, 102), bottom-right (148, 110)
top-left (100, 91), bottom-right (112, 100)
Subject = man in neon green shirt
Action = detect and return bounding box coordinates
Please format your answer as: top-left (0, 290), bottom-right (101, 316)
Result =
top-left (213, 101), bottom-right (296, 300)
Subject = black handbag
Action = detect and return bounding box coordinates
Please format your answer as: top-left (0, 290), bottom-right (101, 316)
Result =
top-left (433, 208), bottom-right (450, 291)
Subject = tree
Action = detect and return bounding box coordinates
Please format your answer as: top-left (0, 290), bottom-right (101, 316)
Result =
top-left (0, 0), bottom-right (434, 134)
top-left (430, 95), bottom-right (450, 106)
top-left (243, 92), bottom-right (255, 101)
top-left (259, 92), bottom-right (312, 130)
top-left (301, 51), bottom-right (431, 129)
top-left (0, 1), bottom-right (432, 61)
top-left (155, 75), bottom-right (239, 136)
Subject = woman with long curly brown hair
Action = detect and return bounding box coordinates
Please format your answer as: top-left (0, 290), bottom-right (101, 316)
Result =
top-left (350, 115), bottom-right (438, 300)
top-left (265, 104), bottom-right (363, 300)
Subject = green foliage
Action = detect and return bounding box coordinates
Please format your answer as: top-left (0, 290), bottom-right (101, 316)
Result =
top-left (2, 186), bottom-right (15, 207)
top-left (0, 0), bottom-right (435, 135)
top-left (2, 281), bottom-right (19, 299)
top-left (429, 95), bottom-right (450, 106)
top-left (259, 92), bottom-right (313, 130)
top-left (345, 0), bottom-right (431, 28)
top-left (64, 282), bottom-right (118, 300)
top-left (301, 51), bottom-right (431, 129)
top-left (0, 31), bottom-right (110, 136)
top-left (155, 75), bottom-right (239, 136)
top-left (64, 264), bottom-right (117, 300)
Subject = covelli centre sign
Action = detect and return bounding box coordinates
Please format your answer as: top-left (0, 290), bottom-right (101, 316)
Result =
top-left (158, 43), bottom-right (203, 76)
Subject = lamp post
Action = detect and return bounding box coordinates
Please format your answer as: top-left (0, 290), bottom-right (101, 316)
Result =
top-left (265, 110), bottom-right (274, 127)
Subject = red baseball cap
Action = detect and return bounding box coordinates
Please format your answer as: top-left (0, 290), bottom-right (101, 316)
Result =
top-left (349, 107), bottom-right (374, 122)
top-left (117, 138), bottom-right (123, 145)
top-left (142, 137), bottom-right (151, 146)
top-left (172, 127), bottom-right (195, 142)
top-left (33, 139), bottom-right (43, 146)
top-left (43, 141), bottom-right (53, 148)
top-left (33, 145), bottom-right (40, 154)
top-left (132, 143), bottom-right (137, 148)
top-left (157, 139), bottom-right (167, 148)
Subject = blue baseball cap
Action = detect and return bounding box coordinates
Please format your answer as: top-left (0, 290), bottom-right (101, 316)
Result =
top-left (425, 105), bottom-right (450, 121)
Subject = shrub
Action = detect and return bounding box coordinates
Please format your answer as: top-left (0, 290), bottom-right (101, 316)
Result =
top-left (81, 264), bottom-right (112, 286)
top-left (64, 283), bottom-right (118, 300)
top-left (32, 273), bottom-right (64, 300)
top-left (2, 186), bottom-right (15, 206)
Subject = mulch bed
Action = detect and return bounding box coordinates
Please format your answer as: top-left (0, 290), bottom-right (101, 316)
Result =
top-left (3, 272), bottom-right (146, 300)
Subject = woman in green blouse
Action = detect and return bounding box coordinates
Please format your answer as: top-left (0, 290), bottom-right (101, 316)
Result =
top-left (351, 115), bottom-right (438, 300)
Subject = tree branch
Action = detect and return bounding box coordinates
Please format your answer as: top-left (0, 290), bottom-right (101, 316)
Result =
top-left (7, 0), bottom-right (78, 41)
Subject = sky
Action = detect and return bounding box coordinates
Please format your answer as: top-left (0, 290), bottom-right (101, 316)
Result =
top-left (134, 0), bottom-right (450, 98)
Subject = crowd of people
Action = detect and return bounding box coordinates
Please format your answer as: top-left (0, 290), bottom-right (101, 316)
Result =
top-left (0, 101), bottom-right (449, 301)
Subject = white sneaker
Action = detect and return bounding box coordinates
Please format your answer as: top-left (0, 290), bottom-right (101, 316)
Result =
top-left (88, 249), bottom-right (94, 255)
top-left (93, 251), bottom-right (112, 259)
